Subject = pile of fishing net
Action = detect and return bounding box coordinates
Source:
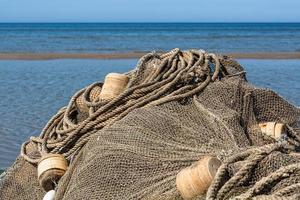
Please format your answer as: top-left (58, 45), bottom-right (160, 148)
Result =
top-left (1, 49), bottom-right (300, 200)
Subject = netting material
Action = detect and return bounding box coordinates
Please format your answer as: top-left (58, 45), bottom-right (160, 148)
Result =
top-left (1, 49), bottom-right (300, 200)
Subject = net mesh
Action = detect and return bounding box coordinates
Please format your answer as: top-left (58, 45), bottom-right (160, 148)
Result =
top-left (1, 49), bottom-right (300, 200)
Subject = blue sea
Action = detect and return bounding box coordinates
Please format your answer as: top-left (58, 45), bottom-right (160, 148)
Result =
top-left (1, 23), bottom-right (300, 53)
top-left (0, 23), bottom-right (299, 169)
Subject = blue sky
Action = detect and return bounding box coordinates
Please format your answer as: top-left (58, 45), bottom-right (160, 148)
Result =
top-left (0, 0), bottom-right (299, 22)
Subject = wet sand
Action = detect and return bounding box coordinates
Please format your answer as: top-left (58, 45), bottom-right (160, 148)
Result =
top-left (1, 52), bottom-right (300, 60)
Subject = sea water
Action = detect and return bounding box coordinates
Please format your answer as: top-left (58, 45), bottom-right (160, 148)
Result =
top-left (0, 23), bottom-right (300, 53)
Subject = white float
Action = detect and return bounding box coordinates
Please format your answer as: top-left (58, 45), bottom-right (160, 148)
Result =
top-left (43, 190), bottom-right (55, 200)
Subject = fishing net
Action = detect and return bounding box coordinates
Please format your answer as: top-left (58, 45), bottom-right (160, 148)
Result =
top-left (1, 49), bottom-right (300, 200)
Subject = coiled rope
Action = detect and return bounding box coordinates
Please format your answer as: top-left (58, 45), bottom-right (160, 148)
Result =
top-left (206, 142), bottom-right (300, 200)
top-left (21, 49), bottom-right (229, 164)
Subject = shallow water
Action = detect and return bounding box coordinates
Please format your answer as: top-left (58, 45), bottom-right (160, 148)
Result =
top-left (0, 59), bottom-right (299, 169)
top-left (240, 59), bottom-right (300, 106)
top-left (1, 23), bottom-right (300, 53)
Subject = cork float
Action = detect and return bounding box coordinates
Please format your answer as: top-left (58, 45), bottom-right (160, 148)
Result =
top-left (176, 156), bottom-right (222, 199)
top-left (99, 73), bottom-right (129, 100)
top-left (37, 154), bottom-right (68, 191)
top-left (258, 122), bottom-right (285, 139)
top-left (75, 73), bottom-right (129, 112)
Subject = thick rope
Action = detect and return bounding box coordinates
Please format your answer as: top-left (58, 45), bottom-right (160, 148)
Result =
top-left (21, 49), bottom-right (227, 164)
top-left (206, 142), bottom-right (300, 200)
top-left (233, 163), bottom-right (300, 199)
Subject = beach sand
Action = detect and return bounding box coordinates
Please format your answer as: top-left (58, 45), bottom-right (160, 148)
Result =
top-left (1, 52), bottom-right (300, 60)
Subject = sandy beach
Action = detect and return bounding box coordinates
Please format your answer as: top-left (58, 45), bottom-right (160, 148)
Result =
top-left (1, 52), bottom-right (300, 60)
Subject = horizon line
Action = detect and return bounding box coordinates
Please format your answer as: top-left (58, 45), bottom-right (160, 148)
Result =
top-left (1, 22), bottom-right (300, 24)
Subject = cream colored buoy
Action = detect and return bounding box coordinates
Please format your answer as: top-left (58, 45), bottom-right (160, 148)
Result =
top-left (176, 156), bottom-right (222, 199)
top-left (43, 190), bottom-right (55, 200)
top-left (38, 154), bottom-right (68, 191)
top-left (99, 73), bottom-right (129, 100)
top-left (259, 122), bottom-right (285, 139)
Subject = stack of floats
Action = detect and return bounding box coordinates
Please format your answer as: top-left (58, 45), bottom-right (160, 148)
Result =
top-left (38, 73), bottom-right (287, 200)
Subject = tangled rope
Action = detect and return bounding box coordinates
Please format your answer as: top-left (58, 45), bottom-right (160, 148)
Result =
top-left (21, 49), bottom-right (229, 164)
top-left (206, 142), bottom-right (300, 200)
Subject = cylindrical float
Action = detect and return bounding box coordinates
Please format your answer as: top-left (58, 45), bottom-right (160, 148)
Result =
top-left (99, 73), bottom-right (129, 100)
top-left (259, 122), bottom-right (285, 139)
top-left (176, 156), bottom-right (222, 199)
top-left (38, 154), bottom-right (68, 191)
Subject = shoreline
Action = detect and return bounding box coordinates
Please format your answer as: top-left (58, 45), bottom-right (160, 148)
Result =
top-left (1, 52), bottom-right (300, 60)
